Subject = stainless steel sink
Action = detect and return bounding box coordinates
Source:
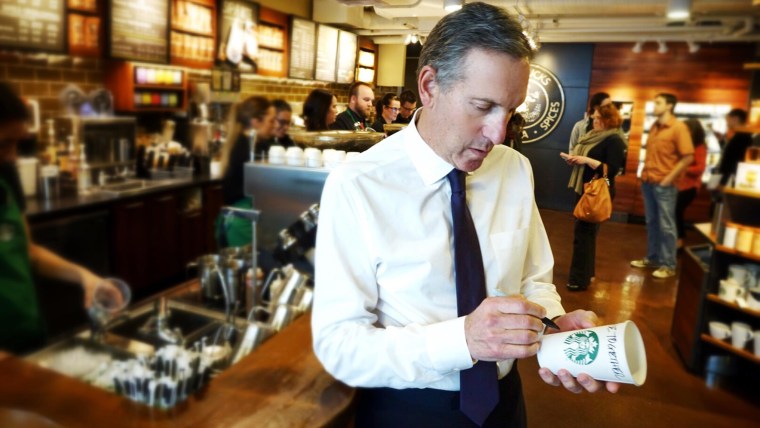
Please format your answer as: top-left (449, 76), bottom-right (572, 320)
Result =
top-left (26, 335), bottom-right (137, 379)
top-left (98, 179), bottom-right (189, 196)
top-left (106, 300), bottom-right (246, 352)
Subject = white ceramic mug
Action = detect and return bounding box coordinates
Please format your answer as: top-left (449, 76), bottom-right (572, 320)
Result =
top-left (719, 279), bottom-right (744, 303)
top-left (728, 264), bottom-right (749, 288)
top-left (731, 322), bottom-right (753, 349)
top-left (708, 321), bottom-right (731, 340)
top-left (268, 145), bottom-right (286, 164)
top-left (723, 224), bottom-right (738, 248)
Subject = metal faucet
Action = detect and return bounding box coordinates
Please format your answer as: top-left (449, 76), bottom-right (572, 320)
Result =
top-left (137, 297), bottom-right (184, 345)
top-left (220, 206), bottom-right (261, 314)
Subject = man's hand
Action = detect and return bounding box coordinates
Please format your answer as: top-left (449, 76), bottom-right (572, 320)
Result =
top-left (464, 296), bottom-right (546, 361)
top-left (537, 309), bottom-right (622, 394)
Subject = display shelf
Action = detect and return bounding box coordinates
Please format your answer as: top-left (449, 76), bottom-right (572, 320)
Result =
top-left (171, 26), bottom-right (213, 38)
top-left (714, 243), bottom-right (760, 263)
top-left (170, 0), bottom-right (216, 68)
top-left (257, 6), bottom-right (289, 77)
top-left (724, 186), bottom-right (760, 199)
top-left (695, 222), bottom-right (715, 243)
top-left (105, 62), bottom-right (188, 112)
top-left (701, 334), bottom-right (760, 365)
top-left (724, 188), bottom-right (760, 227)
top-left (707, 294), bottom-right (760, 319)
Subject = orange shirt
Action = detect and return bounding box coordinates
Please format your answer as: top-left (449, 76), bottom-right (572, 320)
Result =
top-left (676, 143), bottom-right (707, 191)
top-left (641, 116), bottom-right (694, 183)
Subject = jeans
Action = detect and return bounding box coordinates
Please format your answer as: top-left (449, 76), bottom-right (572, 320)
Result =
top-left (568, 218), bottom-right (600, 287)
top-left (641, 182), bottom-right (678, 269)
top-left (675, 187), bottom-right (698, 239)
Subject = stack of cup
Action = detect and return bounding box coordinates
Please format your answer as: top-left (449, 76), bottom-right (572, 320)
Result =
top-left (345, 152), bottom-right (359, 162)
top-left (285, 147), bottom-right (305, 166)
top-left (323, 149), bottom-right (347, 169)
top-left (16, 157), bottom-right (38, 197)
top-left (268, 146), bottom-right (285, 164)
top-left (304, 148), bottom-right (322, 168)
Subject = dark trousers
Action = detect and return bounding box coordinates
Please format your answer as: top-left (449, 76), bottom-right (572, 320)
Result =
top-left (675, 187), bottom-right (698, 239)
top-left (355, 365), bottom-right (526, 428)
top-left (568, 218), bottom-right (600, 287)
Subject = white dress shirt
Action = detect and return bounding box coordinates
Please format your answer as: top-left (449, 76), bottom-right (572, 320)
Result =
top-left (312, 112), bottom-right (565, 391)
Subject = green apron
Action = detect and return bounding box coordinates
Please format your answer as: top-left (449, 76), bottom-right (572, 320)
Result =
top-left (215, 197), bottom-right (253, 248)
top-left (0, 179), bottom-right (45, 353)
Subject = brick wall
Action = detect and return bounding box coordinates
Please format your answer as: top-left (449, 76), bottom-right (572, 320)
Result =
top-left (1, 50), bottom-right (402, 124)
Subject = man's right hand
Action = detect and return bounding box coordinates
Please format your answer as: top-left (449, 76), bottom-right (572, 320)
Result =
top-left (464, 296), bottom-right (547, 361)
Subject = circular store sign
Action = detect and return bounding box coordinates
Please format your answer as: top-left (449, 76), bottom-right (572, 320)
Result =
top-left (516, 64), bottom-right (565, 144)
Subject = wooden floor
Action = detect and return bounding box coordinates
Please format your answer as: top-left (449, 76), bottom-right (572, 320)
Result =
top-left (521, 210), bottom-right (760, 428)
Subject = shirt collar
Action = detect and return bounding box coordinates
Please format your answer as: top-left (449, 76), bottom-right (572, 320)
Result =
top-left (403, 107), bottom-right (456, 186)
top-left (655, 115), bottom-right (677, 128)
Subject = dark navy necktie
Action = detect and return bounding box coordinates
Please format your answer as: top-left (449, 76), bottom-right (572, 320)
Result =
top-left (447, 169), bottom-right (499, 426)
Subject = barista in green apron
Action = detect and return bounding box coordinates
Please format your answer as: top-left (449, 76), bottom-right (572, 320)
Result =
top-left (0, 178), bottom-right (45, 352)
top-left (216, 96), bottom-right (276, 248)
top-left (0, 82), bottom-right (105, 354)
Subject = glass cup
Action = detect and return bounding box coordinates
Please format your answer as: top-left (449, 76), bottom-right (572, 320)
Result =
top-left (88, 277), bottom-right (132, 327)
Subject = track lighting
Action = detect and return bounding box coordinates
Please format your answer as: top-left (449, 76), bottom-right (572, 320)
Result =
top-left (687, 41), bottom-right (700, 53)
top-left (632, 41), bottom-right (643, 54)
top-left (443, 0), bottom-right (463, 13)
top-left (657, 41), bottom-right (668, 54)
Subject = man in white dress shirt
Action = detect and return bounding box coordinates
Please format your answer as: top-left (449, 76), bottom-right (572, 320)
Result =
top-left (312, 3), bottom-right (620, 427)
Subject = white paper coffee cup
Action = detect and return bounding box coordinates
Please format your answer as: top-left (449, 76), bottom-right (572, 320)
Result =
top-left (537, 320), bottom-right (647, 386)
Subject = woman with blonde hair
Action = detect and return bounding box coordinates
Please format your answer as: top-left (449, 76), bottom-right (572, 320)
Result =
top-left (217, 96), bottom-right (276, 247)
top-left (560, 103), bottom-right (627, 291)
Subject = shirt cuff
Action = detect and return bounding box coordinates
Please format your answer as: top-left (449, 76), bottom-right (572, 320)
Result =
top-left (424, 316), bottom-right (475, 374)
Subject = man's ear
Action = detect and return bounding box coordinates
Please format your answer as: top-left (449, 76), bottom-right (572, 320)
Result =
top-left (417, 65), bottom-right (438, 108)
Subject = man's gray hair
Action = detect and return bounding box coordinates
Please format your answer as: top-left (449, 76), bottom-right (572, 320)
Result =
top-left (418, 2), bottom-right (534, 92)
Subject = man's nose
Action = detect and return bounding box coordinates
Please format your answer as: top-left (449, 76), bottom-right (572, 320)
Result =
top-left (483, 113), bottom-right (510, 144)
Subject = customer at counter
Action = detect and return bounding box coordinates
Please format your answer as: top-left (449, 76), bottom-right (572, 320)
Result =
top-left (303, 89), bottom-right (338, 132)
top-left (217, 96), bottom-right (276, 247)
top-left (0, 82), bottom-right (108, 354)
top-left (256, 99), bottom-right (294, 156)
top-left (716, 108), bottom-right (752, 186)
top-left (330, 81), bottom-right (374, 131)
top-left (394, 90), bottom-right (417, 124)
top-left (312, 4), bottom-right (619, 428)
top-left (371, 93), bottom-right (400, 133)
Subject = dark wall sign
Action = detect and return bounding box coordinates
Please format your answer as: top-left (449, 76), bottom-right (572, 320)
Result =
top-left (519, 64), bottom-right (566, 144)
top-left (109, 0), bottom-right (169, 63)
top-left (0, 0), bottom-right (65, 52)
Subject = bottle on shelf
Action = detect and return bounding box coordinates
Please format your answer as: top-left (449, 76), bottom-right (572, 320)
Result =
top-left (67, 136), bottom-right (79, 180)
top-left (44, 119), bottom-right (57, 165)
top-left (77, 150), bottom-right (91, 193)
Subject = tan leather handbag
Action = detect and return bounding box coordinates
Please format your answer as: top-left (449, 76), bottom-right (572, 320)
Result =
top-left (573, 164), bottom-right (612, 223)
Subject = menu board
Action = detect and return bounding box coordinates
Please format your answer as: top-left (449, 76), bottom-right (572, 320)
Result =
top-left (217, 0), bottom-right (257, 67)
top-left (315, 24), bottom-right (339, 82)
top-left (0, 0), bottom-right (64, 52)
top-left (288, 17), bottom-right (316, 80)
top-left (335, 30), bottom-right (357, 84)
top-left (109, 0), bottom-right (169, 63)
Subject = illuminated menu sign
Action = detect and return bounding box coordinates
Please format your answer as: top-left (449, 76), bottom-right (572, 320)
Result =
top-left (288, 17), bottom-right (315, 80)
top-left (0, 0), bottom-right (64, 52)
top-left (335, 30), bottom-right (357, 84)
top-left (315, 24), bottom-right (338, 82)
top-left (109, 0), bottom-right (169, 63)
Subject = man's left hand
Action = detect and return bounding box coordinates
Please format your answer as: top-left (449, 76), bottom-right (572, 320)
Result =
top-left (537, 309), bottom-right (622, 394)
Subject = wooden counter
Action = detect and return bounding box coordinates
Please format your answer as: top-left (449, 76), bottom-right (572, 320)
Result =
top-left (0, 312), bottom-right (354, 427)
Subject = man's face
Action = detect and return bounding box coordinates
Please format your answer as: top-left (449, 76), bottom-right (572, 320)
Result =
top-left (400, 101), bottom-right (416, 119)
top-left (0, 121), bottom-right (26, 163)
top-left (352, 85), bottom-right (375, 118)
top-left (653, 96), bottom-right (672, 117)
top-left (274, 110), bottom-right (292, 139)
top-left (727, 115), bottom-right (742, 131)
top-left (421, 49), bottom-right (529, 172)
top-left (384, 100), bottom-right (401, 122)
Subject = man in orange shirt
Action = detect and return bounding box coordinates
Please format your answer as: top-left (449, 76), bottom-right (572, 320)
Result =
top-left (631, 93), bottom-right (694, 279)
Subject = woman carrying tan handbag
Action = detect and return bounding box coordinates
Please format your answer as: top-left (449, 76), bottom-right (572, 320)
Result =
top-left (560, 103), bottom-right (627, 291)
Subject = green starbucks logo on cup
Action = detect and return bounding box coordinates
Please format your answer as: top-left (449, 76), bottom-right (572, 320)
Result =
top-left (563, 330), bottom-right (600, 366)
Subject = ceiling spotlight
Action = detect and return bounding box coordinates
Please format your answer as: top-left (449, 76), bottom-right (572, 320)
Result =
top-left (667, 0), bottom-right (691, 20)
top-left (687, 40), bottom-right (700, 53)
top-left (444, 0), bottom-right (463, 13)
top-left (410, 34), bottom-right (418, 44)
top-left (405, 34), bottom-right (412, 45)
top-left (657, 41), bottom-right (668, 54)
top-left (632, 41), bottom-right (643, 54)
